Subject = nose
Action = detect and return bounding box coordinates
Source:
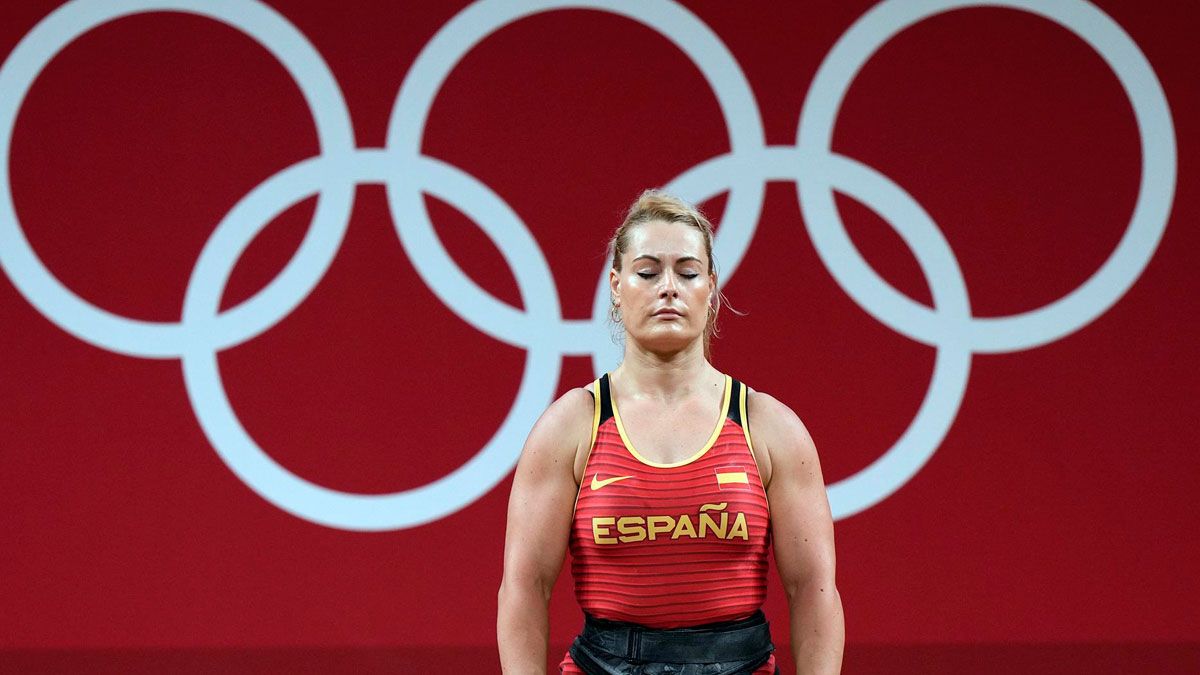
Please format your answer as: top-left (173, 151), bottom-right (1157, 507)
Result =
top-left (659, 271), bottom-right (680, 298)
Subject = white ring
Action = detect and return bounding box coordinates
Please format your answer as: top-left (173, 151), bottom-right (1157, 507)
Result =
top-left (797, 0), bottom-right (1176, 352)
top-left (181, 150), bottom-right (562, 531)
top-left (0, 0), bottom-right (355, 358)
top-left (676, 146), bottom-right (974, 519)
top-left (381, 0), bottom-right (768, 376)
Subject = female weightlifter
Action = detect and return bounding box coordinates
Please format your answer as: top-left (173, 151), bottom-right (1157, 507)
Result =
top-left (498, 190), bottom-right (844, 674)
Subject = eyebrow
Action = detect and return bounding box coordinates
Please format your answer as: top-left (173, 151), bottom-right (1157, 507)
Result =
top-left (632, 255), bottom-right (704, 265)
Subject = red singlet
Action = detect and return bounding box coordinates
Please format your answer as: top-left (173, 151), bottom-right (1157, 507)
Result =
top-left (560, 374), bottom-right (774, 674)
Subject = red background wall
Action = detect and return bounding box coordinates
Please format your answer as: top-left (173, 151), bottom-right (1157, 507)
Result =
top-left (1, 1), bottom-right (1197, 672)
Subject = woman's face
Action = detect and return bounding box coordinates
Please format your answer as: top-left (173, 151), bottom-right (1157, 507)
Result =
top-left (611, 220), bottom-right (715, 354)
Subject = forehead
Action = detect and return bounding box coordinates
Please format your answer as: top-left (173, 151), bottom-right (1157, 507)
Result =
top-left (624, 220), bottom-right (707, 261)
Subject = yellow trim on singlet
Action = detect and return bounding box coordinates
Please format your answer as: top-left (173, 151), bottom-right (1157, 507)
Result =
top-left (570, 379), bottom-right (602, 518)
top-left (589, 378), bottom-right (601, 450)
top-left (610, 375), bottom-right (732, 468)
top-left (738, 383), bottom-right (770, 516)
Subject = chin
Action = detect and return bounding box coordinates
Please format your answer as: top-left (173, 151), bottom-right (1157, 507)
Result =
top-left (633, 326), bottom-right (701, 353)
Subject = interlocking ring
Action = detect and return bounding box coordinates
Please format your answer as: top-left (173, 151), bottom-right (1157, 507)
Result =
top-left (0, 0), bottom-right (1175, 530)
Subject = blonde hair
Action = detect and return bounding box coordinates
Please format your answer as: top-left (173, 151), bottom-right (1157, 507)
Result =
top-left (609, 189), bottom-right (727, 357)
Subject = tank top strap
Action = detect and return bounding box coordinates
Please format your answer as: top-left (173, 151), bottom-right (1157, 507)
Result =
top-left (726, 378), bottom-right (744, 426)
top-left (728, 378), bottom-right (755, 454)
top-left (597, 374), bottom-right (614, 425)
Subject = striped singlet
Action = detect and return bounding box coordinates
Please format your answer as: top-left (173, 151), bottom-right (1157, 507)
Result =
top-left (560, 374), bottom-right (773, 674)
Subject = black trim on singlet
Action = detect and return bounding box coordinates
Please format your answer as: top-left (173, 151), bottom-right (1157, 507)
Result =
top-left (597, 374), bottom-right (614, 425)
top-left (727, 378), bottom-right (744, 426)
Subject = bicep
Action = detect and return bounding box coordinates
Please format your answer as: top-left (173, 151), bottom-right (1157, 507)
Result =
top-left (757, 396), bottom-right (837, 594)
top-left (501, 390), bottom-right (590, 592)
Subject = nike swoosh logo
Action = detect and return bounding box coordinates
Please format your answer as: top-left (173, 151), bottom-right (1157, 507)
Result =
top-left (590, 474), bottom-right (633, 491)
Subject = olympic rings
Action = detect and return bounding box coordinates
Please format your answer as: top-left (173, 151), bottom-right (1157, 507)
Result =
top-left (0, 0), bottom-right (1175, 529)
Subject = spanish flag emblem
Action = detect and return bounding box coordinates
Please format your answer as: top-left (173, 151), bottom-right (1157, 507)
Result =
top-left (716, 466), bottom-right (749, 490)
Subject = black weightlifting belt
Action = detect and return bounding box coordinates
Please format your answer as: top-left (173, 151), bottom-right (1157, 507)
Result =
top-left (568, 610), bottom-right (776, 675)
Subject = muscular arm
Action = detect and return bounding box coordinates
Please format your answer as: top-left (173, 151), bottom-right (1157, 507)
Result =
top-left (751, 392), bottom-right (844, 674)
top-left (497, 388), bottom-right (592, 674)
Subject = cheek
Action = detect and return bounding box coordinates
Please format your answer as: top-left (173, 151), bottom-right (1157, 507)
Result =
top-left (622, 277), bottom-right (644, 295)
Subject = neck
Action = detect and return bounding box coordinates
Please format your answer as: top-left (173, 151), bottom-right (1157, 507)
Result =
top-left (613, 338), bottom-right (719, 401)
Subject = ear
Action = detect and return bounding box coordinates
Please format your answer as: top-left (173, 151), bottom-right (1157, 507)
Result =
top-left (609, 268), bottom-right (621, 305)
top-left (708, 272), bottom-right (718, 306)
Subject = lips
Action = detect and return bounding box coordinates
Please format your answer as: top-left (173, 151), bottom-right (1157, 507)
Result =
top-left (653, 308), bottom-right (683, 317)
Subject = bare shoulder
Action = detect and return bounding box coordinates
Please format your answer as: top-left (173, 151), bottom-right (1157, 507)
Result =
top-left (745, 389), bottom-right (819, 486)
top-left (531, 386), bottom-right (594, 439)
top-left (518, 385), bottom-right (596, 484)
